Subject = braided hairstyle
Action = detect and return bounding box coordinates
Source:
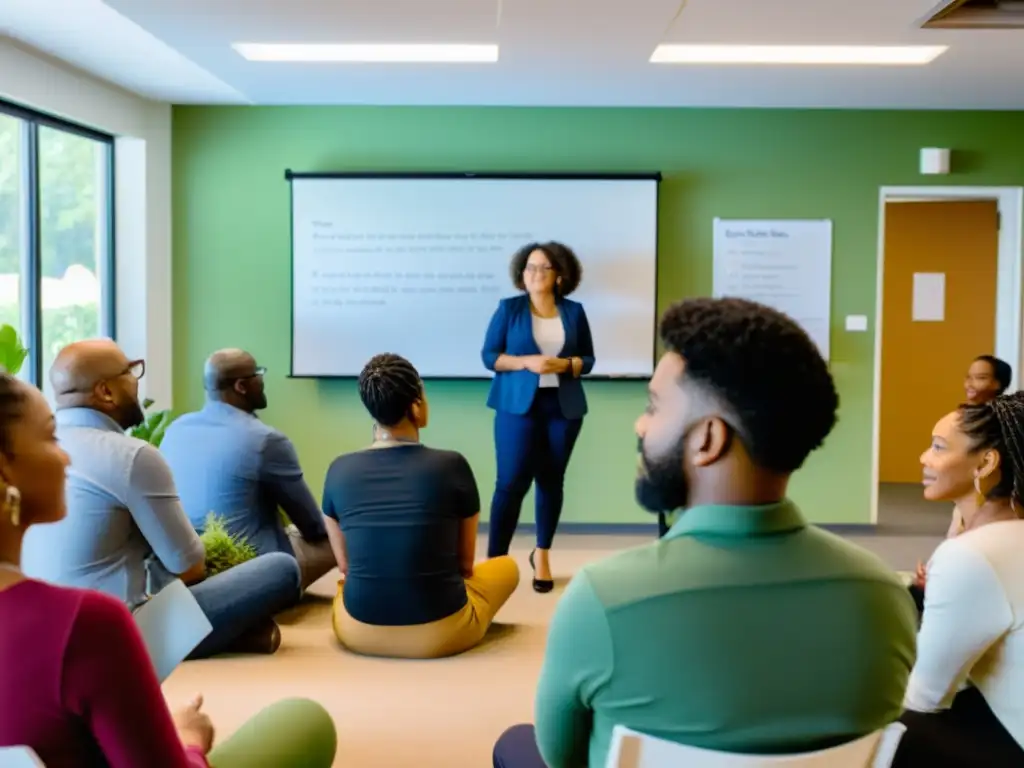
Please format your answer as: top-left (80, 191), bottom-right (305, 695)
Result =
top-left (357, 353), bottom-right (423, 427)
top-left (0, 373), bottom-right (26, 454)
top-left (960, 390), bottom-right (1024, 505)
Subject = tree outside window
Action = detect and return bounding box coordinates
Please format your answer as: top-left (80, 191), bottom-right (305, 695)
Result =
top-left (0, 109), bottom-right (113, 390)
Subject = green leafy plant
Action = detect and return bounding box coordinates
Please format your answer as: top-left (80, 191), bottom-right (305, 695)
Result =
top-left (129, 398), bottom-right (175, 447)
top-left (0, 324), bottom-right (28, 376)
top-left (200, 513), bottom-right (258, 575)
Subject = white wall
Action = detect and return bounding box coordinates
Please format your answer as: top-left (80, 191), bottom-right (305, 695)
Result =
top-left (0, 38), bottom-right (173, 407)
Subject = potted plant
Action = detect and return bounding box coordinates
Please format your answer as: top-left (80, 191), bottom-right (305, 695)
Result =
top-left (200, 513), bottom-right (258, 575)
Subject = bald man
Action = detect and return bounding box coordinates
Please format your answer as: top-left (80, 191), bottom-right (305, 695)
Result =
top-left (160, 348), bottom-right (335, 591)
top-left (21, 339), bottom-right (301, 657)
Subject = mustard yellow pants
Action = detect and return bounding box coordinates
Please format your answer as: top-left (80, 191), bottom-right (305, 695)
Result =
top-left (332, 556), bottom-right (520, 659)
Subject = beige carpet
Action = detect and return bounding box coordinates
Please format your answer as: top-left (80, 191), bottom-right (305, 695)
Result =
top-left (161, 531), bottom-right (937, 768)
top-left (161, 541), bottom-right (621, 768)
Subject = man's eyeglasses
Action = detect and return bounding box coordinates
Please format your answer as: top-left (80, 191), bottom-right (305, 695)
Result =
top-left (125, 360), bottom-right (145, 380)
top-left (225, 366), bottom-right (267, 384)
top-left (55, 358), bottom-right (145, 396)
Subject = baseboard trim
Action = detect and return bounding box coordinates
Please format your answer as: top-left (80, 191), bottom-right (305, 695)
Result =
top-left (478, 522), bottom-right (660, 536)
top-left (477, 522), bottom-right (879, 536)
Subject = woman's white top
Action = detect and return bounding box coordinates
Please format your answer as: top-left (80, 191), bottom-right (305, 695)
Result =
top-left (905, 519), bottom-right (1024, 749)
top-left (532, 314), bottom-right (565, 389)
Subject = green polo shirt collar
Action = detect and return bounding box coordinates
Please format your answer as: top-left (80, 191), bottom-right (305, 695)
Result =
top-left (664, 499), bottom-right (806, 539)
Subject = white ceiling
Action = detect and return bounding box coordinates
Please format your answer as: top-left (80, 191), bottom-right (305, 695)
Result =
top-left (1, 0), bottom-right (1024, 108)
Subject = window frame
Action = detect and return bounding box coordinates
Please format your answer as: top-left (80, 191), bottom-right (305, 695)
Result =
top-left (0, 98), bottom-right (116, 387)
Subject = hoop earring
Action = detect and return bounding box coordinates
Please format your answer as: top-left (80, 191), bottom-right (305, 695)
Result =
top-left (4, 486), bottom-right (21, 527)
top-left (974, 476), bottom-right (986, 507)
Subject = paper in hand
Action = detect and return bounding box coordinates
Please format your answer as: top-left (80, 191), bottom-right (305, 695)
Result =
top-left (133, 578), bottom-right (213, 682)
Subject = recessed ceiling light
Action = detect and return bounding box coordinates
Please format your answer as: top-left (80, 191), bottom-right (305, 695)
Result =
top-left (649, 45), bottom-right (949, 65)
top-left (232, 43), bottom-right (499, 63)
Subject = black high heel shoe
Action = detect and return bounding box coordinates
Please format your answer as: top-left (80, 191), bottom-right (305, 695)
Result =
top-left (529, 549), bottom-right (554, 594)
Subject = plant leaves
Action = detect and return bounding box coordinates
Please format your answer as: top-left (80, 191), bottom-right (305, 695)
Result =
top-left (127, 401), bottom-right (177, 447)
top-left (0, 325), bottom-right (29, 376)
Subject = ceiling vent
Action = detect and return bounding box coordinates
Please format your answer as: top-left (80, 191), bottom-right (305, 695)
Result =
top-left (923, 0), bottom-right (1024, 28)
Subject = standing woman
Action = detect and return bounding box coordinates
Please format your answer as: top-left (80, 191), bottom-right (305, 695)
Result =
top-left (481, 242), bottom-right (594, 592)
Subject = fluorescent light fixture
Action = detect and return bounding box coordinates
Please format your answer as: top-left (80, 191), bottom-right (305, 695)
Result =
top-left (233, 43), bottom-right (499, 63)
top-left (650, 44), bottom-right (948, 65)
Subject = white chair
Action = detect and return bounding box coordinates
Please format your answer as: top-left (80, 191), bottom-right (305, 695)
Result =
top-left (0, 746), bottom-right (46, 767)
top-left (606, 723), bottom-right (907, 768)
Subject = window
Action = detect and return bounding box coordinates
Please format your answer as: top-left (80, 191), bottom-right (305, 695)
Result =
top-left (39, 127), bottom-right (113, 399)
top-left (0, 100), bottom-right (115, 391)
top-left (0, 114), bottom-right (26, 379)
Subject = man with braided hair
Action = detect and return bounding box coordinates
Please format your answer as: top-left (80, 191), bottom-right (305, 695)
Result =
top-left (322, 353), bottom-right (520, 659)
top-left (899, 393), bottom-right (1024, 765)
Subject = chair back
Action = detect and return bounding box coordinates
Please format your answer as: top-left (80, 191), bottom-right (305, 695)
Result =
top-left (0, 746), bottom-right (46, 767)
top-left (606, 723), bottom-right (906, 768)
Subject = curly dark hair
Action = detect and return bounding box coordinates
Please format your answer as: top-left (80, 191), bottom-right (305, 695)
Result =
top-left (960, 391), bottom-right (1024, 503)
top-left (509, 241), bottom-right (583, 297)
top-left (658, 297), bottom-right (839, 474)
top-left (357, 353), bottom-right (423, 427)
top-left (974, 355), bottom-right (1013, 395)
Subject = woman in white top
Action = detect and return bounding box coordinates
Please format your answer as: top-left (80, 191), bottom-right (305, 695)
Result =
top-left (481, 242), bottom-right (595, 592)
top-left (897, 393), bottom-right (1024, 766)
top-left (909, 355), bottom-right (1014, 609)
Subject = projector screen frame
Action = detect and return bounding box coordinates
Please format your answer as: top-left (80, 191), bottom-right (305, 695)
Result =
top-left (285, 170), bottom-right (662, 381)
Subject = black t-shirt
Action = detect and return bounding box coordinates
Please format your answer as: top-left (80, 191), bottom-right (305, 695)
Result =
top-left (322, 444), bottom-right (480, 626)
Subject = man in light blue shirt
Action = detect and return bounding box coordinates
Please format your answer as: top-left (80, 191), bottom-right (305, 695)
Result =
top-left (22, 339), bottom-right (301, 657)
top-left (161, 349), bottom-right (335, 590)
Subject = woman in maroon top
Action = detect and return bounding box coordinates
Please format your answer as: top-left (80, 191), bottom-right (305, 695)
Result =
top-left (0, 375), bottom-right (337, 767)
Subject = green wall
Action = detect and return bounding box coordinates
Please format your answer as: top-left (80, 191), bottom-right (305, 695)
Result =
top-left (172, 107), bottom-right (1024, 525)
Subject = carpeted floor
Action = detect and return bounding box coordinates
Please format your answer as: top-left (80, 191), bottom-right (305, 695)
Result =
top-left (162, 514), bottom-right (944, 768)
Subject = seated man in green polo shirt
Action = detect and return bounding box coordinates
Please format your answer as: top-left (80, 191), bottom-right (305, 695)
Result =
top-left (493, 297), bottom-right (918, 768)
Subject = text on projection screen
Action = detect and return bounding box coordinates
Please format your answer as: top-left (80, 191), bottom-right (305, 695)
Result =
top-left (290, 177), bottom-right (658, 378)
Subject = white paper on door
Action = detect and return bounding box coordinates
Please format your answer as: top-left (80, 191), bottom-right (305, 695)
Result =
top-left (912, 272), bottom-right (946, 322)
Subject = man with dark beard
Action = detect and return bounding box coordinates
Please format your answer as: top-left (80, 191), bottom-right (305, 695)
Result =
top-left (493, 298), bottom-right (917, 768)
top-left (636, 438), bottom-right (673, 537)
top-left (161, 348), bottom-right (334, 592)
top-left (21, 340), bottom-right (301, 658)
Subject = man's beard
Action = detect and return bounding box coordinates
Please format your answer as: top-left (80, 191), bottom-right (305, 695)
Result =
top-left (251, 391), bottom-right (268, 411)
top-left (635, 436), bottom-right (688, 514)
top-left (119, 398), bottom-right (146, 430)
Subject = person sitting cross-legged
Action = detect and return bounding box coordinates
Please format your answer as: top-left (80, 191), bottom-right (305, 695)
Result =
top-left (326, 353), bottom-right (520, 659)
top-left (161, 348), bottom-right (336, 592)
top-left (493, 297), bottom-right (918, 768)
top-left (21, 340), bottom-right (300, 657)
